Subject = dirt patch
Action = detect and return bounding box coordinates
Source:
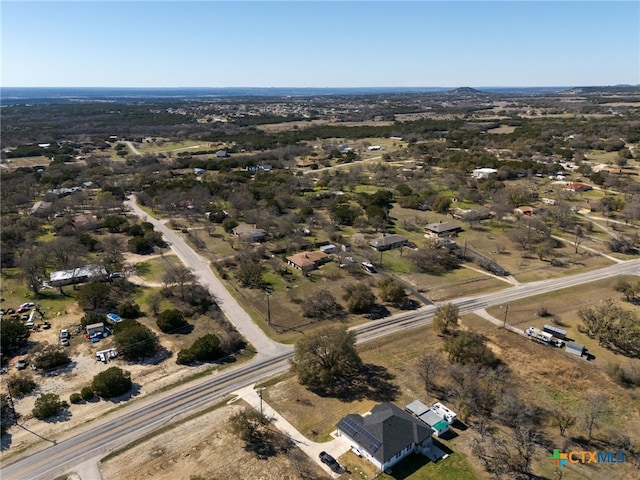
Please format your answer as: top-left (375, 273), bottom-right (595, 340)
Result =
top-left (99, 402), bottom-right (327, 480)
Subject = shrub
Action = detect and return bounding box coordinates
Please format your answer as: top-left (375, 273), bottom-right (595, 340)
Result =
top-left (8, 374), bottom-right (37, 398)
top-left (91, 367), bottom-right (132, 398)
top-left (117, 301), bottom-right (142, 319)
top-left (80, 386), bottom-right (95, 401)
top-left (81, 312), bottom-right (106, 327)
top-left (70, 393), bottom-right (83, 404)
top-left (156, 309), bottom-right (189, 333)
top-left (31, 344), bottom-right (71, 371)
top-left (32, 393), bottom-right (68, 420)
top-left (176, 334), bottom-right (223, 365)
top-left (114, 320), bottom-right (160, 361)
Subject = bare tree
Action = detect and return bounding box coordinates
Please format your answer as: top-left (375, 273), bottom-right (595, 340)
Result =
top-left (549, 405), bottom-right (577, 437)
top-left (417, 351), bottom-right (441, 395)
top-left (583, 391), bottom-right (611, 442)
top-left (162, 264), bottom-right (196, 301)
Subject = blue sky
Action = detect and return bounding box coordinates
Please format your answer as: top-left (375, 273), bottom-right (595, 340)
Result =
top-left (2, 1), bottom-right (639, 88)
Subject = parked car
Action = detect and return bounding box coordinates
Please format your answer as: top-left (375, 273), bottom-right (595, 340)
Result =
top-left (107, 313), bottom-right (122, 323)
top-left (109, 272), bottom-right (122, 279)
top-left (60, 338), bottom-right (70, 347)
top-left (319, 451), bottom-right (344, 473)
top-left (60, 329), bottom-right (70, 339)
top-left (15, 360), bottom-right (27, 370)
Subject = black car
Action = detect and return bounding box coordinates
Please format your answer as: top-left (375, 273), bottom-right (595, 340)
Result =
top-left (319, 451), bottom-right (344, 474)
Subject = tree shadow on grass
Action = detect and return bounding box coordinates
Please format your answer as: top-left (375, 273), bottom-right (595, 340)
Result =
top-left (0, 431), bottom-right (12, 451)
top-left (321, 364), bottom-right (400, 403)
top-left (42, 408), bottom-right (72, 424)
top-left (366, 305), bottom-right (391, 320)
top-left (103, 383), bottom-right (142, 403)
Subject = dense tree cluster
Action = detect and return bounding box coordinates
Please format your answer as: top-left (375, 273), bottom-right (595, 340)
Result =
top-left (290, 326), bottom-right (362, 393)
top-left (578, 299), bottom-right (640, 357)
top-left (32, 393), bottom-right (68, 420)
top-left (176, 333), bottom-right (224, 365)
top-left (113, 319), bottom-right (161, 361)
top-left (91, 366), bottom-right (133, 398)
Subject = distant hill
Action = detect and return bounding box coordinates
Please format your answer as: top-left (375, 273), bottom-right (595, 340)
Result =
top-left (446, 87), bottom-right (489, 96)
top-left (560, 85), bottom-right (640, 95)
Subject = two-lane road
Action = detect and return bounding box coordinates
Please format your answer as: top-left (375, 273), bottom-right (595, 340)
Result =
top-left (4, 258), bottom-right (638, 479)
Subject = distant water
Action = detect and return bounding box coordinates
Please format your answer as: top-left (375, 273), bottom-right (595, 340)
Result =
top-left (0, 86), bottom-right (568, 104)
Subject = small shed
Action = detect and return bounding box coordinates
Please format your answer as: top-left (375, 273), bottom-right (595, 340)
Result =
top-left (86, 322), bottom-right (106, 338)
top-left (320, 244), bottom-right (337, 254)
top-left (566, 341), bottom-right (585, 357)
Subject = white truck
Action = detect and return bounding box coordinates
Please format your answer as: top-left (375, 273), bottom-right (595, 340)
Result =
top-left (525, 327), bottom-right (564, 347)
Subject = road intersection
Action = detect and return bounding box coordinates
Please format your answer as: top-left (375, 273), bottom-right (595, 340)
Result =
top-left (3, 198), bottom-right (638, 480)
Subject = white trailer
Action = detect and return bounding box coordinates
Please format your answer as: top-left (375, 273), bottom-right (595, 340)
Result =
top-left (525, 327), bottom-right (564, 347)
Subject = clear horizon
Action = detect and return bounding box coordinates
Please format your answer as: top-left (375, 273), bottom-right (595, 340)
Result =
top-left (2, 1), bottom-right (639, 88)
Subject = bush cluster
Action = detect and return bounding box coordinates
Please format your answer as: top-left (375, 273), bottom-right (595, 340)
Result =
top-left (176, 334), bottom-right (223, 365)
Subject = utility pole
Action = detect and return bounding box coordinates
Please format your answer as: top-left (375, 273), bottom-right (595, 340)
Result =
top-left (502, 304), bottom-right (509, 328)
top-left (266, 292), bottom-right (271, 325)
top-left (257, 388), bottom-right (264, 416)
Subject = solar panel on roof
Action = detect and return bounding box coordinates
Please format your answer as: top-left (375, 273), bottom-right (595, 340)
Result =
top-left (341, 416), bottom-right (382, 451)
top-left (339, 417), bottom-right (359, 438)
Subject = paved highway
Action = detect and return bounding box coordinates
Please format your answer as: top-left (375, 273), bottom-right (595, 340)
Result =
top-left (3, 212), bottom-right (638, 480)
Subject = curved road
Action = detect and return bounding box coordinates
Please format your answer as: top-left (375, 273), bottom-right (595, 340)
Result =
top-left (3, 200), bottom-right (639, 480)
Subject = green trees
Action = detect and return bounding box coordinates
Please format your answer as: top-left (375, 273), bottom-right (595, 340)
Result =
top-left (77, 282), bottom-right (114, 312)
top-left (176, 334), bottom-right (223, 365)
top-left (342, 283), bottom-right (376, 314)
top-left (32, 393), bottom-right (68, 420)
top-left (156, 309), bottom-right (189, 333)
top-left (7, 374), bottom-right (37, 398)
top-left (377, 278), bottom-right (407, 307)
top-left (31, 344), bottom-right (71, 371)
top-left (113, 320), bottom-right (160, 361)
top-left (290, 326), bottom-right (362, 392)
top-left (1, 394), bottom-right (14, 434)
top-left (91, 367), bottom-right (132, 398)
top-left (0, 317), bottom-right (30, 354)
top-left (432, 303), bottom-right (459, 334)
top-left (236, 259), bottom-right (266, 289)
top-left (443, 331), bottom-right (498, 367)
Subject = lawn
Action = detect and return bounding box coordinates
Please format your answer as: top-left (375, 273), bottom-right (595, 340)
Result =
top-left (135, 254), bottom-right (182, 282)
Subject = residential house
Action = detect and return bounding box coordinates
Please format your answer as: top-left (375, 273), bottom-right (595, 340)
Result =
top-left (30, 200), bottom-right (53, 217)
top-left (286, 251), bottom-right (330, 274)
top-left (50, 265), bottom-right (108, 287)
top-left (424, 221), bottom-right (462, 239)
top-left (232, 224), bottom-right (267, 242)
top-left (336, 402), bottom-right (434, 472)
top-left (73, 213), bottom-right (99, 231)
top-left (514, 206), bottom-right (535, 217)
top-left (565, 182), bottom-right (593, 192)
top-left (471, 167), bottom-right (498, 179)
top-left (369, 234), bottom-right (409, 251)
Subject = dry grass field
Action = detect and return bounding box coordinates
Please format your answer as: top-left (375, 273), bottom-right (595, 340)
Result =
top-left (262, 305), bottom-right (640, 480)
top-left (99, 401), bottom-right (326, 480)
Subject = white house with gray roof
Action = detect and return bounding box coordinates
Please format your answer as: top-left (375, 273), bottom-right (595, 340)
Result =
top-left (336, 402), bottom-right (434, 472)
